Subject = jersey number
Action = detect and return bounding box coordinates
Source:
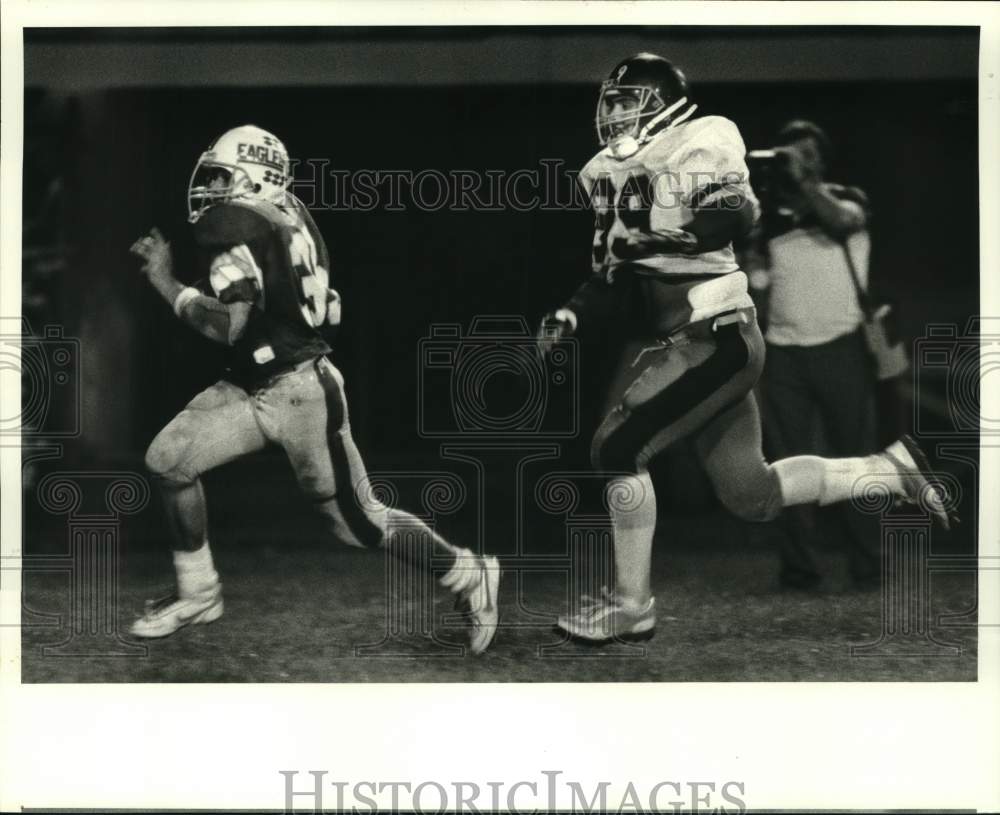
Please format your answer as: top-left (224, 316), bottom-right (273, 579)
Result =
top-left (288, 225), bottom-right (329, 328)
top-left (592, 172), bottom-right (654, 272)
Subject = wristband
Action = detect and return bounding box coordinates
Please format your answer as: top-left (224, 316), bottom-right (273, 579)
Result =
top-left (172, 287), bottom-right (200, 318)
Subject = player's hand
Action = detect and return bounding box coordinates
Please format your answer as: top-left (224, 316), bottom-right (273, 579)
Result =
top-left (130, 227), bottom-right (173, 281)
top-left (616, 228), bottom-right (698, 258)
top-left (536, 311), bottom-right (574, 361)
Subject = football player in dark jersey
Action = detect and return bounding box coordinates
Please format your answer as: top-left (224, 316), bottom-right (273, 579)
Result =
top-left (129, 125), bottom-right (499, 653)
top-left (538, 54), bottom-right (955, 643)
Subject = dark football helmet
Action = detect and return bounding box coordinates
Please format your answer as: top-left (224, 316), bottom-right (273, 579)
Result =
top-left (596, 53), bottom-right (697, 159)
top-left (187, 124), bottom-right (291, 223)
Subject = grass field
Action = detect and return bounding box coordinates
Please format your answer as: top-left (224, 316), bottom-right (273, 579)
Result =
top-left (21, 500), bottom-right (977, 684)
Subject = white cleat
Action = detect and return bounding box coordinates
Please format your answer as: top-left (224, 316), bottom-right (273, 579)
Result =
top-left (882, 435), bottom-right (958, 530)
top-left (442, 554), bottom-right (500, 655)
top-left (557, 587), bottom-right (656, 644)
top-left (130, 583), bottom-right (224, 638)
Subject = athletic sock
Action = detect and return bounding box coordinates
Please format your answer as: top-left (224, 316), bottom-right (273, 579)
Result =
top-left (774, 452), bottom-right (906, 509)
top-left (383, 508), bottom-right (461, 578)
top-left (609, 472), bottom-right (657, 609)
top-left (440, 550), bottom-right (481, 594)
top-left (173, 541), bottom-right (219, 598)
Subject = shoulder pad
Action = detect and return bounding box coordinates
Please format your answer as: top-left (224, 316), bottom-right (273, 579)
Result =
top-left (193, 201), bottom-right (275, 248)
top-left (684, 116), bottom-right (745, 153)
top-left (579, 150), bottom-right (610, 186)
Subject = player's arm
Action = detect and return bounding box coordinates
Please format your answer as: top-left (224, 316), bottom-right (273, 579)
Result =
top-left (538, 170), bottom-right (630, 352)
top-left (536, 280), bottom-right (594, 358)
top-left (621, 139), bottom-right (758, 259)
top-left (130, 227), bottom-right (251, 346)
top-left (618, 182), bottom-right (754, 258)
top-left (680, 176), bottom-right (757, 252)
top-left (537, 268), bottom-right (631, 359)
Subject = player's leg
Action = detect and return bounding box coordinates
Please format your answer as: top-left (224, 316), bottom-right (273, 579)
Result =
top-left (695, 392), bottom-right (784, 525)
top-left (271, 358), bottom-right (500, 654)
top-left (559, 310), bottom-right (763, 641)
top-left (588, 338), bottom-right (663, 620)
top-left (699, 381), bottom-right (955, 531)
top-left (133, 380), bottom-right (268, 637)
top-left (603, 311), bottom-right (765, 590)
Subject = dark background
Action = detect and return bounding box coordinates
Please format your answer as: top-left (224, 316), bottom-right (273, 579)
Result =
top-left (19, 26), bottom-right (981, 681)
top-left (23, 27), bottom-right (979, 476)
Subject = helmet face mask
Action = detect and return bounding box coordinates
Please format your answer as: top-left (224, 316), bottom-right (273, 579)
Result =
top-left (595, 53), bottom-right (696, 159)
top-left (187, 162), bottom-right (256, 221)
top-left (596, 84), bottom-right (665, 145)
top-left (187, 124), bottom-right (291, 223)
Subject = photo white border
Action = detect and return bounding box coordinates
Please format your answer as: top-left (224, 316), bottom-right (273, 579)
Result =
top-left (2, 1), bottom-right (998, 811)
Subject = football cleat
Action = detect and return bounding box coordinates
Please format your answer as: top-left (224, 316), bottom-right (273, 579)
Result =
top-left (442, 554), bottom-right (501, 655)
top-left (557, 587), bottom-right (656, 644)
top-left (882, 435), bottom-right (959, 530)
top-left (130, 582), bottom-right (224, 638)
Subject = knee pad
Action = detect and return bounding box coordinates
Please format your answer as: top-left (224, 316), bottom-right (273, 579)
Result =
top-left (716, 468), bottom-right (782, 523)
top-left (144, 425), bottom-right (197, 486)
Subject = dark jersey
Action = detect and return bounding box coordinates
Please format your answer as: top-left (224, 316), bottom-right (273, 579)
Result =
top-left (193, 196), bottom-right (334, 384)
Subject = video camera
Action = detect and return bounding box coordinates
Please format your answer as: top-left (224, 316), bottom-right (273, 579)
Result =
top-left (745, 148), bottom-right (795, 203)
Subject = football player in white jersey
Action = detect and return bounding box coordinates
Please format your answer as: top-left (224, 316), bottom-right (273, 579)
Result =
top-left (538, 54), bottom-right (955, 643)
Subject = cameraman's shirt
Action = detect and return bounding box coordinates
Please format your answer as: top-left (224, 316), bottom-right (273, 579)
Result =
top-left (576, 116), bottom-right (757, 335)
top-left (763, 184), bottom-right (869, 347)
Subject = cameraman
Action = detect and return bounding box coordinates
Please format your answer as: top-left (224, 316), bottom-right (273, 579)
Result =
top-left (748, 120), bottom-right (880, 590)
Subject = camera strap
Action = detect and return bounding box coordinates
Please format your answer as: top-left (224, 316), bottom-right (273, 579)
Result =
top-left (838, 238), bottom-right (875, 320)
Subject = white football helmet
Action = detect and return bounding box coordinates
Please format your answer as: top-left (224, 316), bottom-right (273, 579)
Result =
top-left (187, 124), bottom-right (291, 222)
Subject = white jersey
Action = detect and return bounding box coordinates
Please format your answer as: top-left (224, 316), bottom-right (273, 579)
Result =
top-left (579, 115), bottom-right (759, 279)
top-left (577, 116), bottom-right (758, 334)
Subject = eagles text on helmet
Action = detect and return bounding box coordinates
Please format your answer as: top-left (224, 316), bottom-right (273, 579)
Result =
top-left (187, 124), bottom-right (291, 223)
